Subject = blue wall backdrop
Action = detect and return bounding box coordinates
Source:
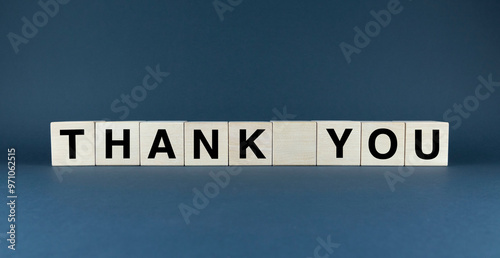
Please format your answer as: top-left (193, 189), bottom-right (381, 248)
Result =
top-left (1, 0), bottom-right (499, 257)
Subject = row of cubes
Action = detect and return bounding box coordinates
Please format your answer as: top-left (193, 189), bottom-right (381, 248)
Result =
top-left (50, 121), bottom-right (448, 166)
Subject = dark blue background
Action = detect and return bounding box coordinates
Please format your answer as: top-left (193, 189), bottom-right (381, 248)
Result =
top-left (1, 0), bottom-right (499, 257)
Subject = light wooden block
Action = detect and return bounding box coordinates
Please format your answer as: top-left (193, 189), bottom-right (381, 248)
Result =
top-left (316, 121), bottom-right (361, 166)
top-left (229, 122), bottom-right (272, 166)
top-left (405, 121), bottom-right (449, 166)
top-left (51, 121), bottom-right (96, 166)
top-left (140, 121), bottom-right (185, 166)
top-left (361, 122), bottom-right (405, 166)
top-left (272, 121), bottom-right (317, 166)
top-left (95, 122), bottom-right (140, 165)
top-left (184, 122), bottom-right (228, 166)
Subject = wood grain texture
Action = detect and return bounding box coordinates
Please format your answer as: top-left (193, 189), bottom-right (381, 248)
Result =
top-left (361, 122), bottom-right (405, 166)
top-left (184, 122), bottom-right (228, 166)
top-left (95, 122), bottom-right (140, 166)
top-left (404, 121), bottom-right (449, 166)
top-left (51, 121), bottom-right (96, 166)
top-left (272, 121), bottom-right (316, 166)
top-left (51, 120), bottom-right (449, 167)
top-left (229, 122), bottom-right (272, 166)
top-left (140, 121), bottom-right (185, 166)
top-left (317, 121), bottom-right (361, 166)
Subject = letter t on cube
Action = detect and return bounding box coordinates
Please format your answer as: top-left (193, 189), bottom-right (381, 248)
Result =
top-left (51, 121), bottom-right (96, 166)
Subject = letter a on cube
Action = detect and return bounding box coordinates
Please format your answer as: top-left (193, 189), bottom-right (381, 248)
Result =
top-left (140, 121), bottom-right (185, 166)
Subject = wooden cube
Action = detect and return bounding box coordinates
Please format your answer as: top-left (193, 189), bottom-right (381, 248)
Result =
top-left (95, 122), bottom-right (140, 166)
top-left (272, 121), bottom-right (317, 166)
top-left (405, 121), bottom-right (449, 166)
top-left (51, 121), bottom-right (96, 166)
top-left (316, 121), bottom-right (361, 166)
top-left (140, 122), bottom-right (185, 166)
top-left (184, 122), bottom-right (228, 166)
top-left (361, 122), bottom-right (405, 166)
top-left (229, 122), bottom-right (272, 166)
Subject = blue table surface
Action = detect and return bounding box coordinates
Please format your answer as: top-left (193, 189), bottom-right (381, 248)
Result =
top-left (1, 161), bottom-right (499, 258)
top-left (2, 0), bottom-right (500, 257)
